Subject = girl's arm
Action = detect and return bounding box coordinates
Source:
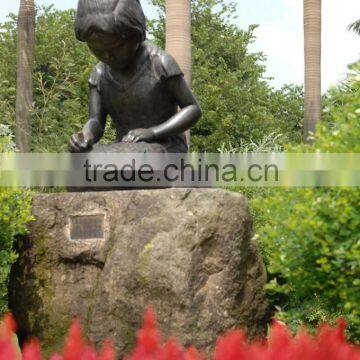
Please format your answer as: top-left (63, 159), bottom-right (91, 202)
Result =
top-left (151, 76), bottom-right (202, 138)
top-left (122, 76), bottom-right (202, 143)
top-left (83, 87), bottom-right (107, 143)
top-left (69, 87), bottom-right (107, 152)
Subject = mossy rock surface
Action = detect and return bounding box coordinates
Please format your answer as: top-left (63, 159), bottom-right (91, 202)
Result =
top-left (10, 189), bottom-right (268, 356)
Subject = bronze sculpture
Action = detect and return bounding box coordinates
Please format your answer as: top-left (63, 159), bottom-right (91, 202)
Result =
top-left (69, 0), bottom-right (202, 153)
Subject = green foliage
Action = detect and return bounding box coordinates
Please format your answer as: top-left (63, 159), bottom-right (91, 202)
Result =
top-left (151, 0), bottom-right (304, 151)
top-left (0, 1), bottom-right (356, 342)
top-left (0, 6), bottom-right (98, 152)
top-left (218, 131), bottom-right (286, 153)
top-left (348, 19), bottom-right (360, 36)
top-left (255, 188), bottom-right (360, 339)
top-left (0, 125), bottom-right (16, 152)
top-left (293, 61), bottom-right (360, 152)
top-left (316, 61), bottom-right (360, 152)
top-left (0, 127), bottom-right (32, 315)
top-left (0, 3), bottom-right (303, 152)
top-left (253, 62), bottom-right (360, 341)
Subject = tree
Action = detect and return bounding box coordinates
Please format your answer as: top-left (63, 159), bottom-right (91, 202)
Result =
top-left (165, 0), bottom-right (192, 144)
top-left (165, 0), bottom-right (192, 84)
top-left (150, 0), bottom-right (304, 151)
top-left (0, 7), bottom-right (95, 152)
top-left (303, 0), bottom-right (322, 143)
top-left (0, 5), bottom-right (304, 153)
top-left (348, 19), bottom-right (360, 36)
top-left (15, 0), bottom-right (35, 152)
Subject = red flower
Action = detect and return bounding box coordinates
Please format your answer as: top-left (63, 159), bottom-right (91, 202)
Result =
top-left (184, 346), bottom-right (205, 360)
top-left (98, 340), bottom-right (116, 360)
top-left (62, 319), bottom-right (85, 360)
top-left (214, 330), bottom-right (247, 360)
top-left (159, 339), bottom-right (185, 360)
top-left (22, 340), bottom-right (42, 360)
top-left (0, 310), bottom-right (359, 360)
top-left (0, 313), bottom-right (18, 360)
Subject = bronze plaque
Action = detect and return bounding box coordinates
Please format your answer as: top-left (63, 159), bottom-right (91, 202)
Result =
top-left (70, 215), bottom-right (104, 240)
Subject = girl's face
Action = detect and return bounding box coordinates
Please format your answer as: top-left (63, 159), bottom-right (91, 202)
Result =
top-left (87, 32), bottom-right (140, 70)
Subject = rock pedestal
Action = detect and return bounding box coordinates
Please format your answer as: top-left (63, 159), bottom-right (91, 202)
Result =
top-left (10, 189), bottom-right (268, 356)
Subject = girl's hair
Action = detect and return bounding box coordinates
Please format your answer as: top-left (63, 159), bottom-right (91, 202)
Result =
top-left (75, 0), bottom-right (146, 43)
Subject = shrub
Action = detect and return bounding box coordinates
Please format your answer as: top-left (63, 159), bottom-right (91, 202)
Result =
top-left (252, 60), bottom-right (360, 341)
top-left (1, 309), bottom-right (359, 360)
top-left (0, 126), bottom-right (32, 315)
top-left (254, 188), bottom-right (360, 340)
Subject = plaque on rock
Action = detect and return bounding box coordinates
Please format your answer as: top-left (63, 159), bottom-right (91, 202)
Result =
top-left (70, 214), bottom-right (104, 240)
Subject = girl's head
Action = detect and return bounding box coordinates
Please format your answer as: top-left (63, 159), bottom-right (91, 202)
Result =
top-left (75, 0), bottom-right (146, 69)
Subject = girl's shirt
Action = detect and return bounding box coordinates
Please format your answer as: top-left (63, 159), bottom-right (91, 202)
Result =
top-left (89, 40), bottom-right (187, 150)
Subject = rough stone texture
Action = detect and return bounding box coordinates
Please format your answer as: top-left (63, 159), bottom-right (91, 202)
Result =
top-left (10, 189), bottom-right (268, 356)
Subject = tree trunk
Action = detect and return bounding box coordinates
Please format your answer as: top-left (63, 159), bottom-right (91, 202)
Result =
top-left (165, 0), bottom-right (192, 145)
top-left (303, 0), bottom-right (322, 143)
top-left (15, 0), bottom-right (35, 152)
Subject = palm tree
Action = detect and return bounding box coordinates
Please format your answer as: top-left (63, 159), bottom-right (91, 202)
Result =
top-left (165, 0), bottom-right (192, 144)
top-left (165, 0), bottom-right (192, 84)
top-left (303, 0), bottom-right (322, 143)
top-left (15, 0), bottom-right (35, 152)
top-left (348, 19), bottom-right (360, 36)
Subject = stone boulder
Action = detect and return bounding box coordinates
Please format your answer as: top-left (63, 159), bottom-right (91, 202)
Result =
top-left (10, 189), bottom-right (268, 356)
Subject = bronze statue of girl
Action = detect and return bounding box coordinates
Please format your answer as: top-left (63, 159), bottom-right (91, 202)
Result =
top-left (69, 0), bottom-right (202, 153)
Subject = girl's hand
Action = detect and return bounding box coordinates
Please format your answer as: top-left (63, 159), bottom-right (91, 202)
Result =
top-left (69, 131), bottom-right (94, 153)
top-left (122, 128), bottom-right (155, 143)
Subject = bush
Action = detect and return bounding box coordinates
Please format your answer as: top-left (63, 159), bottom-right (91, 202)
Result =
top-left (1, 309), bottom-right (359, 360)
top-left (253, 61), bottom-right (360, 341)
top-left (0, 126), bottom-right (32, 315)
top-left (254, 188), bottom-right (360, 339)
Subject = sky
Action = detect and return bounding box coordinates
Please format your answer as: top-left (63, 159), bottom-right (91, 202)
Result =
top-left (1, 0), bottom-right (359, 92)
